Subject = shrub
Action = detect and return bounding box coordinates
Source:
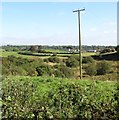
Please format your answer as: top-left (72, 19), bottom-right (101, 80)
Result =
top-left (2, 56), bottom-right (45, 76)
top-left (53, 69), bottom-right (64, 78)
top-left (26, 68), bottom-right (37, 76)
top-left (82, 56), bottom-right (95, 64)
top-left (48, 56), bottom-right (60, 63)
top-left (2, 77), bottom-right (118, 119)
top-left (71, 54), bottom-right (80, 61)
top-left (59, 65), bottom-right (73, 78)
top-left (49, 81), bottom-right (117, 119)
top-left (2, 63), bottom-right (26, 76)
top-left (52, 52), bottom-right (57, 56)
top-left (85, 63), bottom-right (97, 76)
top-left (2, 78), bottom-right (38, 119)
top-left (65, 56), bottom-right (79, 68)
top-left (44, 58), bottom-right (49, 63)
top-left (97, 61), bottom-right (111, 75)
top-left (36, 64), bottom-right (52, 76)
top-left (54, 65), bottom-right (73, 78)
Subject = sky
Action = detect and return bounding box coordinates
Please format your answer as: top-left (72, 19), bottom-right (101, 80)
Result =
top-left (1, 2), bottom-right (117, 46)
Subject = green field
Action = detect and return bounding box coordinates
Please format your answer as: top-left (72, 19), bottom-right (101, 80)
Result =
top-left (1, 51), bottom-right (96, 58)
top-left (0, 51), bottom-right (38, 58)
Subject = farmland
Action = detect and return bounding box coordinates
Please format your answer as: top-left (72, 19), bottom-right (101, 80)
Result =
top-left (1, 50), bottom-right (96, 58)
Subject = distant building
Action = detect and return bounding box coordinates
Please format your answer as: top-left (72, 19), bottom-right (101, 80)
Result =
top-left (68, 49), bottom-right (79, 53)
top-left (87, 50), bottom-right (97, 52)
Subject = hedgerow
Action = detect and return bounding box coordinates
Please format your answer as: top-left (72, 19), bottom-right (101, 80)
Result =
top-left (1, 76), bottom-right (118, 119)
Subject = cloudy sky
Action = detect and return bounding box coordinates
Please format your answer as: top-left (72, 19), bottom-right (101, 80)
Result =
top-left (1, 1), bottom-right (117, 46)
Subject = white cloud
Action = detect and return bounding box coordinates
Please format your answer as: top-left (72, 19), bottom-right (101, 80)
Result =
top-left (104, 31), bottom-right (109, 34)
top-left (2, 32), bottom-right (78, 46)
top-left (89, 28), bottom-right (96, 32)
top-left (103, 30), bottom-right (117, 34)
top-left (82, 26), bottom-right (117, 46)
top-left (113, 30), bottom-right (117, 33)
top-left (104, 21), bottom-right (117, 26)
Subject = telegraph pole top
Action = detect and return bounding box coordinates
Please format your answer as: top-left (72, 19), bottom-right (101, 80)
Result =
top-left (73, 8), bottom-right (85, 13)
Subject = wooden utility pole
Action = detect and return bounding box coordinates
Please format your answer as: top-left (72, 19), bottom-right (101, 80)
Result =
top-left (73, 8), bottom-right (85, 79)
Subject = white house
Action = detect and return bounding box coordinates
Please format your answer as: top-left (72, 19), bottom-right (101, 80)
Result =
top-left (87, 50), bottom-right (97, 52)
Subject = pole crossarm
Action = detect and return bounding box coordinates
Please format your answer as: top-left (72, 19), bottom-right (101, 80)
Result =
top-left (73, 8), bottom-right (85, 13)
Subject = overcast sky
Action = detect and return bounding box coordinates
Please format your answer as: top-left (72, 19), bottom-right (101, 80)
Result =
top-left (1, 2), bottom-right (117, 46)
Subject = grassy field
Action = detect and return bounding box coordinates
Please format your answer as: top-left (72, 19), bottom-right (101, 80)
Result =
top-left (1, 51), bottom-right (96, 58)
top-left (45, 49), bottom-right (67, 53)
top-left (1, 51), bottom-right (39, 59)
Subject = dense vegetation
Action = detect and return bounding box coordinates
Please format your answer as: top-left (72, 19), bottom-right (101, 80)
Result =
top-left (1, 45), bottom-right (118, 119)
top-left (2, 55), bottom-right (74, 78)
top-left (2, 53), bottom-right (117, 81)
top-left (1, 76), bottom-right (118, 119)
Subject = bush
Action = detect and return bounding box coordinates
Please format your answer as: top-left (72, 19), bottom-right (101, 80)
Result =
top-left (2, 56), bottom-right (44, 76)
top-left (65, 56), bottom-right (79, 68)
top-left (82, 56), bottom-right (95, 64)
top-left (2, 77), bottom-right (118, 119)
top-left (53, 69), bottom-right (64, 78)
top-left (85, 60), bottom-right (111, 76)
top-left (60, 65), bottom-right (74, 78)
top-left (48, 56), bottom-right (60, 63)
top-left (3, 56), bottom-right (29, 76)
top-left (2, 78), bottom-right (38, 119)
top-left (54, 65), bottom-right (73, 78)
top-left (97, 61), bottom-right (111, 75)
top-left (71, 54), bottom-right (80, 61)
top-left (26, 68), bottom-right (37, 76)
top-left (45, 81), bottom-right (118, 119)
top-left (7, 55), bottom-right (16, 62)
top-left (85, 63), bottom-right (97, 76)
top-left (36, 64), bottom-right (52, 76)
top-left (44, 58), bottom-right (49, 63)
